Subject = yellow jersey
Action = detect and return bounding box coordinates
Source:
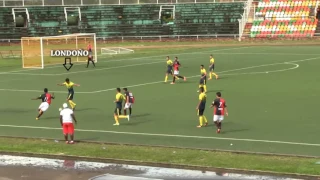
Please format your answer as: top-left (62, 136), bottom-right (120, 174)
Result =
top-left (166, 59), bottom-right (173, 68)
top-left (200, 69), bottom-right (207, 77)
top-left (210, 58), bottom-right (215, 65)
top-left (63, 82), bottom-right (75, 93)
top-left (198, 92), bottom-right (207, 109)
top-left (115, 92), bottom-right (126, 108)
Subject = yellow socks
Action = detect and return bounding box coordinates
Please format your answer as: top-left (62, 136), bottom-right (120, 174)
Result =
top-left (209, 73), bottom-right (212, 79)
top-left (118, 115), bottom-right (127, 119)
top-left (203, 116), bottom-right (208, 123)
top-left (199, 116), bottom-right (203, 126)
top-left (203, 85), bottom-right (207, 92)
top-left (212, 72), bottom-right (218, 78)
top-left (68, 100), bottom-right (76, 109)
top-left (114, 115), bottom-right (119, 124)
top-left (165, 75), bottom-right (168, 82)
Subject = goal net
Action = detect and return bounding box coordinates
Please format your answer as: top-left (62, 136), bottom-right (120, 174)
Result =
top-left (101, 47), bottom-right (134, 55)
top-left (21, 33), bottom-right (97, 69)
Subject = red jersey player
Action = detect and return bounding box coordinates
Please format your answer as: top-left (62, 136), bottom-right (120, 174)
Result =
top-left (32, 88), bottom-right (55, 120)
top-left (210, 92), bottom-right (228, 133)
top-left (171, 57), bottom-right (186, 84)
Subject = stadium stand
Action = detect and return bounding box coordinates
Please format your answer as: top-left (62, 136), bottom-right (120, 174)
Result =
top-left (0, 3), bottom-right (244, 39)
top-left (250, 0), bottom-right (319, 38)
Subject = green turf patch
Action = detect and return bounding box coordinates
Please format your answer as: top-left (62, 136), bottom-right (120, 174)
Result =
top-left (0, 137), bottom-right (319, 176)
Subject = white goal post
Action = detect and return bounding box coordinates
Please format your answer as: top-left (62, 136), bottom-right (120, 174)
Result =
top-left (101, 47), bottom-right (134, 55)
top-left (21, 33), bottom-right (97, 69)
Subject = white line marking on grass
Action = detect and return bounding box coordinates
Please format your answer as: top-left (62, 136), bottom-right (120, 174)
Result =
top-left (0, 47), bottom-right (250, 75)
top-left (0, 124), bottom-right (319, 147)
top-left (0, 57), bottom-right (315, 94)
top-left (5, 61), bottom-right (167, 76)
top-left (194, 52), bottom-right (320, 56)
top-left (219, 62), bottom-right (299, 76)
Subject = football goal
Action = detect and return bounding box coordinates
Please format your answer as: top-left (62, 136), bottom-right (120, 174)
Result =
top-left (101, 47), bottom-right (134, 55)
top-left (21, 33), bottom-right (97, 69)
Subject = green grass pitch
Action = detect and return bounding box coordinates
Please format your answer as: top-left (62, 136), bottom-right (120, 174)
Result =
top-left (0, 44), bottom-right (319, 157)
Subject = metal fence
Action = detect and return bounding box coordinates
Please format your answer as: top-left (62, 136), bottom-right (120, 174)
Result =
top-left (0, 0), bottom-right (246, 6)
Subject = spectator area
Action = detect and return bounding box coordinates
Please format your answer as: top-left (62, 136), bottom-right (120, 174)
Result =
top-left (251, 0), bottom-right (318, 38)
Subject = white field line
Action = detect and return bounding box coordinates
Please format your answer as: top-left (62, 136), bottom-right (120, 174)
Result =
top-left (0, 47), bottom-right (250, 75)
top-left (194, 52), bottom-right (320, 56)
top-left (0, 60), bottom-right (309, 94)
top-left (0, 124), bottom-right (319, 147)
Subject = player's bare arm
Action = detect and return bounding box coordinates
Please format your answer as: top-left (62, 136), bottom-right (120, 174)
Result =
top-left (57, 83), bottom-right (65, 86)
top-left (196, 100), bottom-right (201, 110)
top-left (51, 93), bottom-right (55, 99)
top-left (31, 96), bottom-right (41, 100)
top-left (60, 115), bottom-right (63, 126)
top-left (225, 107), bottom-right (229, 116)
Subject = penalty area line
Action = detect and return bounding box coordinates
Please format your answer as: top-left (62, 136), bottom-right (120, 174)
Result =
top-left (0, 124), bottom-right (319, 147)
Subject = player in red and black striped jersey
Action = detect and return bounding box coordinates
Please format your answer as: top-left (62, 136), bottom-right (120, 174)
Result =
top-left (210, 92), bottom-right (228, 133)
top-left (123, 88), bottom-right (135, 116)
top-left (171, 57), bottom-right (186, 84)
top-left (32, 88), bottom-right (55, 120)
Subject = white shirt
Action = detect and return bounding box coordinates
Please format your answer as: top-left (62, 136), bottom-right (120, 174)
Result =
top-left (60, 108), bottom-right (74, 123)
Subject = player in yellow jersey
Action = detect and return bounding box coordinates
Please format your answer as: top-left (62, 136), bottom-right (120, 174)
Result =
top-left (197, 65), bottom-right (207, 93)
top-left (57, 78), bottom-right (80, 111)
top-left (113, 88), bottom-right (129, 125)
top-left (208, 55), bottom-right (218, 80)
top-left (196, 87), bottom-right (208, 128)
top-left (164, 56), bottom-right (173, 83)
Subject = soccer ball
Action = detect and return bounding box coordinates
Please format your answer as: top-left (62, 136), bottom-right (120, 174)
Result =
top-left (59, 108), bottom-right (62, 112)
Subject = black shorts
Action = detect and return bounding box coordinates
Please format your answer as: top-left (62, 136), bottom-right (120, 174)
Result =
top-left (209, 65), bottom-right (215, 71)
top-left (67, 93), bottom-right (74, 100)
top-left (166, 68), bottom-right (173, 74)
top-left (114, 107), bottom-right (122, 115)
top-left (199, 78), bottom-right (207, 85)
top-left (198, 108), bottom-right (205, 116)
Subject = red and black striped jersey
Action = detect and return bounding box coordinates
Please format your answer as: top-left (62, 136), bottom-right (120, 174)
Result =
top-left (212, 98), bottom-right (227, 115)
top-left (40, 93), bottom-right (53, 105)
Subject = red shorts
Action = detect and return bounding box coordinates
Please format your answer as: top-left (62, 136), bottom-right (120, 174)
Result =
top-left (63, 123), bottom-right (74, 134)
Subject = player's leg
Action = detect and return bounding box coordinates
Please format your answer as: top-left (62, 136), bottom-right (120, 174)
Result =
top-left (69, 123), bottom-right (75, 144)
top-left (91, 59), bottom-right (96, 67)
top-left (209, 67), bottom-right (213, 80)
top-left (118, 107), bottom-right (129, 121)
top-left (203, 79), bottom-right (207, 92)
top-left (68, 94), bottom-right (76, 110)
top-left (217, 116), bottom-right (224, 133)
top-left (211, 65), bottom-right (218, 79)
top-left (197, 109), bottom-right (204, 128)
top-left (113, 108), bottom-right (120, 125)
top-left (171, 75), bottom-right (176, 84)
top-left (129, 105), bottom-right (132, 116)
top-left (86, 59), bottom-right (90, 68)
top-left (36, 102), bottom-right (48, 120)
top-left (165, 71), bottom-right (169, 82)
top-left (124, 103), bottom-right (128, 115)
top-left (63, 124), bottom-right (69, 143)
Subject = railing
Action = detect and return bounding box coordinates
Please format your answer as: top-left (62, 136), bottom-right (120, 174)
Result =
top-left (238, 0), bottom-right (252, 41)
top-left (0, 0), bottom-right (246, 7)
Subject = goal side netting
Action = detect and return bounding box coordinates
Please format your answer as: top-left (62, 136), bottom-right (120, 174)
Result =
top-left (101, 47), bottom-right (134, 55)
top-left (21, 33), bottom-right (97, 69)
